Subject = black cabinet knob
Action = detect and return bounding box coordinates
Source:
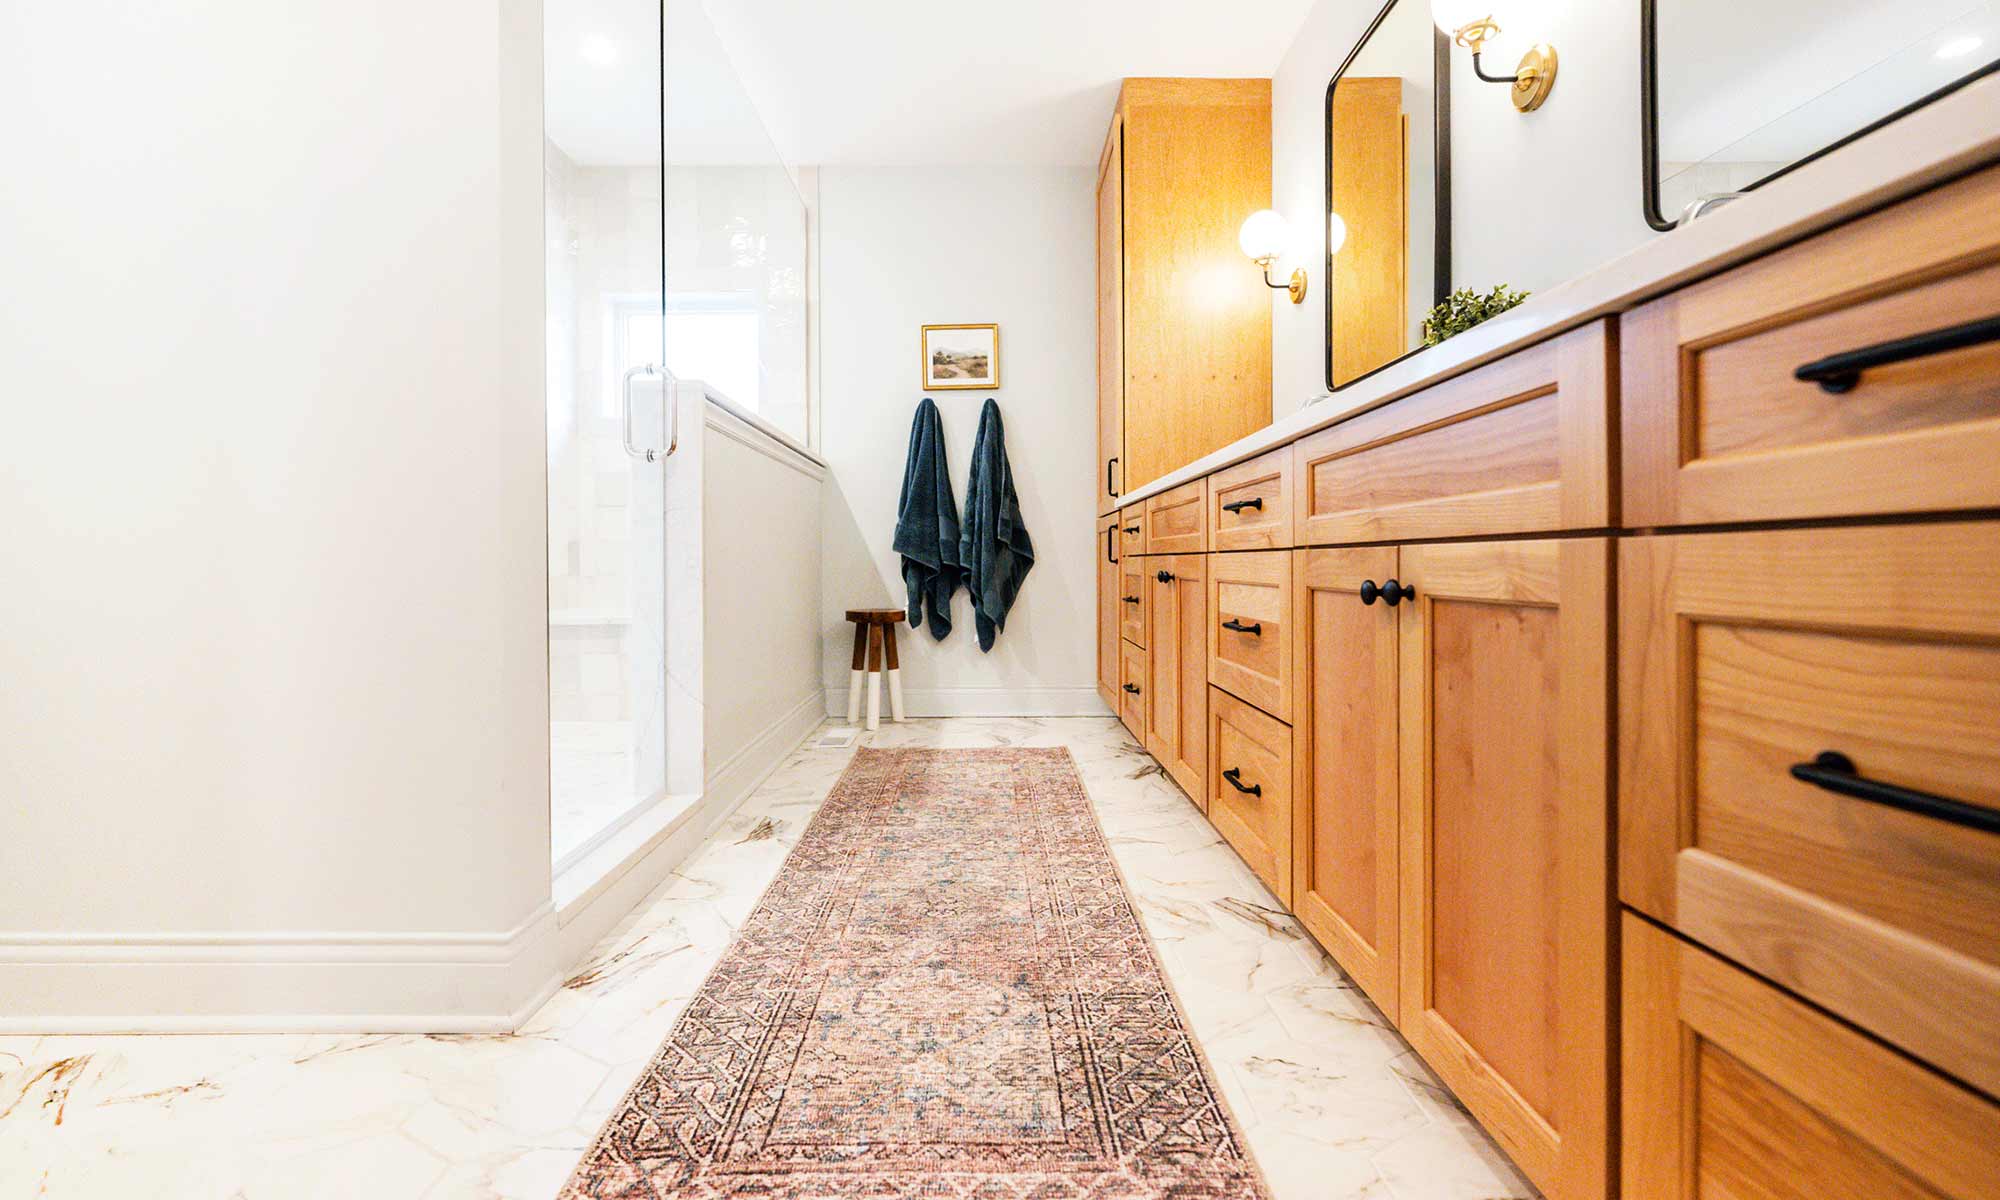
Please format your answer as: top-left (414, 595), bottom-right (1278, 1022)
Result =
top-left (1360, 579), bottom-right (1380, 605)
top-left (1155, 569), bottom-right (1175, 583)
top-left (1381, 579), bottom-right (1415, 607)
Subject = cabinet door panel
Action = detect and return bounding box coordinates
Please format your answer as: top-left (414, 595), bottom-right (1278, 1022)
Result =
top-left (1292, 546), bottom-right (1400, 1017)
top-left (1097, 124), bottom-right (1124, 516)
top-left (1118, 553), bottom-right (1149, 648)
top-left (1147, 554), bottom-right (1206, 803)
top-left (1097, 515), bottom-right (1119, 708)
top-left (1207, 550), bottom-right (1293, 720)
top-left (1119, 639), bottom-right (1147, 742)
top-left (1207, 686), bottom-right (1293, 901)
top-left (1398, 537), bottom-right (1610, 1200)
top-left (1622, 914), bottom-right (2000, 1200)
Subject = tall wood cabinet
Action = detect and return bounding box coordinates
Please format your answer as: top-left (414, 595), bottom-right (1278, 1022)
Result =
top-left (1097, 78), bottom-right (1273, 512)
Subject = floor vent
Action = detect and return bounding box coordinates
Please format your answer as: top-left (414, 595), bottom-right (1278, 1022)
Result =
top-left (812, 727), bottom-right (861, 749)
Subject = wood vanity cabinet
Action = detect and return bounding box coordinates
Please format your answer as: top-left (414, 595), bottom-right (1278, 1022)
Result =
top-left (1096, 513), bottom-right (1120, 709)
top-left (1145, 554), bottom-right (1207, 804)
top-left (1620, 521), bottom-right (2000, 1097)
top-left (1291, 546), bottom-right (1402, 1019)
top-left (1395, 537), bottom-right (1611, 1200)
top-left (1622, 914), bottom-right (2000, 1200)
top-left (1097, 78), bottom-right (1272, 506)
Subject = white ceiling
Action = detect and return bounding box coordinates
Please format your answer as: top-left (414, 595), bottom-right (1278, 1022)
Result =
top-left (701, 0), bottom-right (1322, 166)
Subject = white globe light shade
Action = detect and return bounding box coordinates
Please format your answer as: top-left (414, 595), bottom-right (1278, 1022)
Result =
top-left (1432, 0), bottom-right (1501, 35)
top-left (1237, 209), bottom-right (1291, 263)
top-left (1327, 211), bottom-right (1349, 256)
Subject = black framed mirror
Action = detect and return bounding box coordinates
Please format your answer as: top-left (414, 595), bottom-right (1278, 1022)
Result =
top-left (1642, 0), bottom-right (2000, 231)
top-left (1324, 0), bottom-right (1452, 392)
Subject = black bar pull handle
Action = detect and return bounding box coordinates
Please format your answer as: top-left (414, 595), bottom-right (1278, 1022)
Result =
top-left (1105, 526), bottom-right (1116, 564)
top-left (1107, 456), bottom-right (1120, 497)
top-left (1122, 595), bottom-right (1141, 605)
top-left (1123, 524), bottom-right (1140, 535)
top-left (1222, 767), bottom-right (1261, 797)
top-left (1155, 569), bottom-right (1175, 583)
top-left (1221, 497), bottom-right (1265, 514)
top-left (1789, 751), bottom-right (2000, 836)
top-left (1122, 683), bottom-right (1141, 695)
top-left (1221, 618), bottom-right (1262, 636)
top-left (1793, 314), bottom-right (2000, 394)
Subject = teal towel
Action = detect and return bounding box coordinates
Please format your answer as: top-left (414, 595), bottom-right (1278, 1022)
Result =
top-left (892, 398), bottom-right (963, 640)
top-left (958, 398), bottom-right (1034, 653)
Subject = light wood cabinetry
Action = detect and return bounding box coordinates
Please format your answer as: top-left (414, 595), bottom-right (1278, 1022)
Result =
top-left (1096, 122), bottom-right (1125, 517)
top-left (1207, 686), bottom-right (1293, 899)
top-left (1145, 554), bottom-right (1207, 803)
top-left (1096, 513), bottom-right (1119, 709)
top-left (1146, 480), bottom-right (1206, 554)
top-left (1291, 546), bottom-right (1401, 1018)
top-left (1293, 321), bottom-right (1614, 545)
top-left (1208, 446), bottom-right (1292, 551)
top-left (1620, 522), bottom-right (2000, 1095)
top-left (1118, 639), bottom-right (1147, 742)
top-left (1396, 537), bottom-right (1611, 1200)
top-left (1117, 553), bottom-right (1149, 648)
top-left (1622, 163), bottom-right (2000, 527)
top-left (1117, 506), bottom-right (1147, 560)
top-left (1207, 550), bottom-right (1294, 722)
top-left (1623, 914), bottom-right (2000, 1200)
top-left (1097, 78), bottom-right (1272, 501)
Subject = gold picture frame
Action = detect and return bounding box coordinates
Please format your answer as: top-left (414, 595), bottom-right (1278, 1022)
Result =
top-left (920, 323), bottom-right (1000, 390)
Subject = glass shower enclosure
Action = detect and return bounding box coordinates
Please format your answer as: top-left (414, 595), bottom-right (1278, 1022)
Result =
top-left (543, 0), bottom-right (806, 871)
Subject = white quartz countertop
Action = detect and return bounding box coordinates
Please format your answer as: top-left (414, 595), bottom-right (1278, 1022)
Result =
top-left (1112, 74), bottom-right (2000, 511)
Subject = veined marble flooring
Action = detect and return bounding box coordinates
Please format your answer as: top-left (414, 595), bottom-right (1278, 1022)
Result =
top-left (0, 718), bottom-right (1536, 1200)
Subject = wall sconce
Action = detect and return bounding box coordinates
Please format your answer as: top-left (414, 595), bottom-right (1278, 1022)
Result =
top-left (1431, 1), bottom-right (1557, 113)
top-left (1239, 209), bottom-right (1307, 304)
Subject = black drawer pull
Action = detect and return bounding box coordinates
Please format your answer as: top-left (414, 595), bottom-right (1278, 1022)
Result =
top-left (1222, 767), bottom-right (1261, 797)
top-left (1155, 569), bottom-right (1175, 583)
top-left (1221, 497), bottom-right (1265, 514)
top-left (1122, 595), bottom-right (1141, 605)
top-left (1105, 527), bottom-right (1117, 564)
top-left (1359, 579), bottom-right (1413, 606)
top-left (1107, 456), bottom-right (1119, 497)
top-left (1122, 683), bottom-right (1141, 695)
top-left (1221, 618), bottom-right (1262, 636)
top-left (1124, 524), bottom-right (1140, 535)
top-left (1793, 314), bottom-right (2000, 394)
top-left (1789, 751), bottom-right (2000, 836)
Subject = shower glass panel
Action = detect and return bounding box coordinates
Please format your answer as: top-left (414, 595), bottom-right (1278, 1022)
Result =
top-left (544, 0), bottom-right (669, 869)
top-left (664, 0), bottom-right (808, 443)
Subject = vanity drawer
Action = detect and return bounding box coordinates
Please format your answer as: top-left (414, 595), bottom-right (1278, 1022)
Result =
top-left (1207, 686), bottom-right (1294, 902)
top-left (1119, 639), bottom-right (1148, 741)
top-left (1621, 522), bottom-right (2000, 1095)
top-left (1208, 446), bottom-right (1292, 551)
top-left (1118, 506), bottom-right (1147, 558)
top-left (1207, 550), bottom-right (1294, 721)
top-left (1146, 479), bottom-right (1206, 554)
top-left (1293, 320), bottom-right (1612, 545)
top-left (1622, 914), bottom-right (2000, 1200)
top-left (1623, 163), bottom-right (2000, 526)
top-left (1118, 554), bottom-right (1150, 648)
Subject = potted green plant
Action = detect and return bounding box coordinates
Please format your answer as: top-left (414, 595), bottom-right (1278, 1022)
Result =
top-left (1422, 285), bottom-right (1531, 347)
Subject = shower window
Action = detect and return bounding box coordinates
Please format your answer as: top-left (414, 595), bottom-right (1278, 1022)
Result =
top-left (608, 296), bottom-right (764, 416)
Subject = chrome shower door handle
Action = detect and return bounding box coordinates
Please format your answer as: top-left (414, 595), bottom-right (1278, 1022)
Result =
top-left (621, 364), bottom-right (669, 462)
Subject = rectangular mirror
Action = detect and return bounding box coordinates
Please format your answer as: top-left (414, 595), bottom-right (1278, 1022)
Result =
top-left (1645, 0), bottom-right (2000, 229)
top-left (1326, 0), bottom-right (1451, 391)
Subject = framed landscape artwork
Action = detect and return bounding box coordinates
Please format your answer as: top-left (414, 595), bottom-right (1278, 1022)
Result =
top-left (921, 323), bottom-right (1000, 390)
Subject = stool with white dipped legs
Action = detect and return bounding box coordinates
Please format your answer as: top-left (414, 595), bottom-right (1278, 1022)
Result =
top-left (843, 609), bottom-right (908, 731)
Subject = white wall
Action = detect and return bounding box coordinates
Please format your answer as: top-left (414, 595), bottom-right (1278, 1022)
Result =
top-left (1272, 0), bottom-right (1656, 416)
top-left (816, 167), bottom-right (1107, 717)
top-left (0, 0), bottom-right (554, 1028)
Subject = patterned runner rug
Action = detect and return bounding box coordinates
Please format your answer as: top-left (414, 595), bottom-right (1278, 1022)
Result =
top-left (560, 746), bottom-right (1269, 1199)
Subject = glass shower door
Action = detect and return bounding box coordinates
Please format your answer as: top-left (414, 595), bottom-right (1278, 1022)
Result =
top-left (544, 0), bottom-right (669, 869)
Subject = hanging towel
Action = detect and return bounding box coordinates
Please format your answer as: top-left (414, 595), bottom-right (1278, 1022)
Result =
top-left (958, 398), bottom-right (1035, 653)
top-left (892, 397), bottom-right (964, 640)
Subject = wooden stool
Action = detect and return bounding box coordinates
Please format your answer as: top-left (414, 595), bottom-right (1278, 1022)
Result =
top-left (844, 609), bottom-right (907, 730)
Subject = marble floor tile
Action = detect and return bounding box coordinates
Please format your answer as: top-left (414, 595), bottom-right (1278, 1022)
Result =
top-left (0, 717), bottom-right (1537, 1199)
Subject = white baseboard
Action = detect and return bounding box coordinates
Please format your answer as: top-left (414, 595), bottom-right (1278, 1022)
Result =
top-left (822, 685), bottom-right (1112, 718)
top-left (0, 693), bottom-right (828, 1035)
